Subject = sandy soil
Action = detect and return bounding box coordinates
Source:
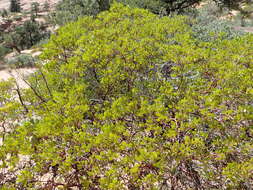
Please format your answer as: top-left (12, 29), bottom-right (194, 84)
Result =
top-left (0, 68), bottom-right (37, 88)
top-left (0, 0), bottom-right (59, 11)
top-left (234, 26), bottom-right (253, 33)
top-left (0, 0), bottom-right (9, 11)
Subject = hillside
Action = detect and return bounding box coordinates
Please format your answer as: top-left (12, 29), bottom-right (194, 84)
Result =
top-left (0, 0), bottom-right (59, 11)
top-left (0, 0), bottom-right (59, 85)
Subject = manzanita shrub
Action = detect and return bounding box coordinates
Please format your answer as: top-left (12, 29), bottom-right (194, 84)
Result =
top-left (0, 3), bottom-right (252, 189)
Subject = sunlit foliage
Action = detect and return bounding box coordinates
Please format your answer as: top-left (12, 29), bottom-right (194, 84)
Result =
top-left (0, 3), bottom-right (252, 189)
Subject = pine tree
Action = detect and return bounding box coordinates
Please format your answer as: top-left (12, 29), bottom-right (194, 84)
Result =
top-left (31, 2), bottom-right (40, 16)
top-left (9, 0), bottom-right (21, 12)
top-left (43, 1), bottom-right (50, 11)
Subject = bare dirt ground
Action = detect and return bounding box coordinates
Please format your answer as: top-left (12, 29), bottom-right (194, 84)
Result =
top-left (234, 26), bottom-right (253, 33)
top-left (0, 68), bottom-right (36, 88)
top-left (0, 0), bottom-right (59, 11)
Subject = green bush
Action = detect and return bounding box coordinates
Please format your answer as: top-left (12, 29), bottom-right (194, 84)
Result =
top-left (0, 3), bottom-right (252, 189)
top-left (1, 9), bottom-right (9, 17)
top-left (191, 3), bottom-right (244, 41)
top-left (0, 45), bottom-right (11, 59)
top-left (192, 17), bottom-right (244, 41)
top-left (6, 53), bottom-right (36, 68)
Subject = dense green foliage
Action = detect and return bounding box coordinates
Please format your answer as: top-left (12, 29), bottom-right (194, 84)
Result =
top-left (117, 0), bottom-right (165, 14)
top-left (0, 3), bottom-right (252, 189)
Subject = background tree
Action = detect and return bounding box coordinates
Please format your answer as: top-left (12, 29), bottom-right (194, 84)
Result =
top-left (9, 0), bottom-right (21, 12)
top-left (160, 0), bottom-right (201, 14)
top-left (118, 0), bottom-right (252, 15)
top-left (3, 19), bottom-right (50, 52)
top-left (31, 2), bottom-right (40, 17)
top-left (43, 0), bottom-right (50, 11)
top-left (51, 0), bottom-right (252, 25)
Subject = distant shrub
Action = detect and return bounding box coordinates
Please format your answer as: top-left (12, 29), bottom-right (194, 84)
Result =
top-left (6, 53), bottom-right (36, 68)
top-left (191, 3), bottom-right (244, 41)
top-left (0, 44), bottom-right (11, 59)
top-left (1, 9), bottom-right (9, 17)
top-left (192, 17), bottom-right (244, 41)
top-left (234, 13), bottom-right (253, 27)
top-left (4, 20), bottom-right (50, 52)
